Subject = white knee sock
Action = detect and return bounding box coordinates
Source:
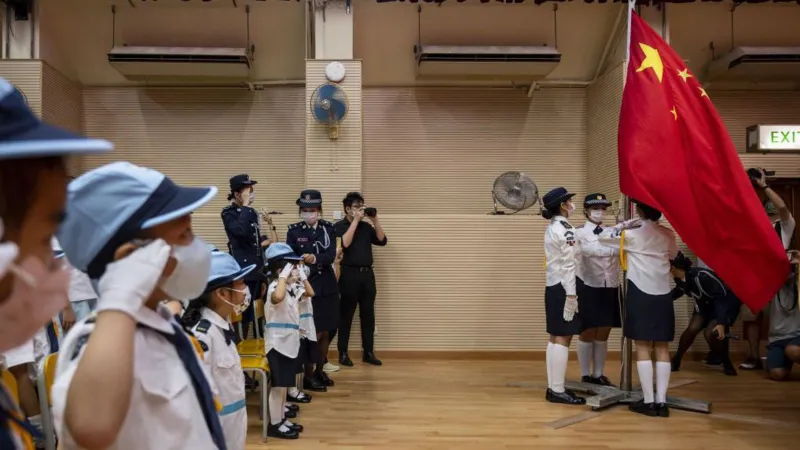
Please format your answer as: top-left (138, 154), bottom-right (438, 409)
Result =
top-left (592, 341), bottom-right (608, 378)
top-left (551, 343), bottom-right (569, 393)
top-left (546, 342), bottom-right (553, 389)
top-left (655, 361), bottom-right (671, 404)
top-left (269, 387), bottom-right (287, 426)
top-left (288, 386), bottom-right (300, 397)
top-left (636, 360), bottom-right (654, 404)
top-left (577, 340), bottom-right (593, 377)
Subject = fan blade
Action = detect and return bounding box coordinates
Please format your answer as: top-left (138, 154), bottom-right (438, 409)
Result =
top-left (319, 83), bottom-right (337, 99)
top-left (313, 105), bottom-right (329, 122)
top-left (328, 98), bottom-right (348, 121)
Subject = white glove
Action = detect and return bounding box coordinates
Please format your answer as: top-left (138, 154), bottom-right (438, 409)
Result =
top-left (623, 218), bottom-right (642, 229)
top-left (563, 295), bottom-right (579, 322)
top-left (297, 264), bottom-right (308, 282)
top-left (97, 239), bottom-right (172, 318)
top-left (279, 262), bottom-right (294, 280)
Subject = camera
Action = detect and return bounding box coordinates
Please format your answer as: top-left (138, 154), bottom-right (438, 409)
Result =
top-left (747, 167), bottom-right (776, 183)
top-left (364, 207), bottom-right (377, 217)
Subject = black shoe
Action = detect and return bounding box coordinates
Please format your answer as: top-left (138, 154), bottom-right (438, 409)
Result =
top-left (318, 371), bottom-right (335, 387)
top-left (592, 375), bottom-right (615, 387)
top-left (628, 400), bottom-right (659, 417)
top-left (723, 360), bottom-right (738, 376)
top-left (284, 409), bottom-right (297, 419)
top-left (703, 355), bottom-right (723, 367)
top-left (303, 376), bottom-right (327, 392)
top-left (581, 375), bottom-right (594, 383)
top-left (287, 392), bottom-right (312, 403)
top-left (267, 423), bottom-right (299, 439)
top-left (656, 403), bottom-right (670, 418)
top-left (285, 403), bottom-right (300, 413)
top-left (339, 352), bottom-right (354, 367)
top-left (286, 422), bottom-right (304, 433)
top-left (363, 352), bottom-right (383, 366)
top-left (545, 388), bottom-right (586, 405)
top-left (671, 358), bottom-right (681, 372)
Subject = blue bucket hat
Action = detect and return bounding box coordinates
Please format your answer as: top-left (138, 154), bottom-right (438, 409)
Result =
top-left (57, 161), bottom-right (218, 278)
top-left (265, 242), bottom-right (303, 264)
top-left (205, 250), bottom-right (256, 293)
top-left (0, 78), bottom-right (113, 159)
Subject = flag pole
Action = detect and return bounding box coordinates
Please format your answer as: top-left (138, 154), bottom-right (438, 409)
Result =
top-left (619, 0), bottom-right (636, 394)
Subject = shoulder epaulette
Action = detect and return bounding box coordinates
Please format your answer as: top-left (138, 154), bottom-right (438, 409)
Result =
top-left (194, 319), bottom-right (211, 334)
top-left (319, 219), bottom-right (333, 227)
top-left (560, 220), bottom-right (573, 229)
top-left (288, 222), bottom-right (303, 229)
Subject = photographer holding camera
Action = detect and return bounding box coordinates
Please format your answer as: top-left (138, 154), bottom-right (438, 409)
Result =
top-left (334, 192), bottom-right (387, 367)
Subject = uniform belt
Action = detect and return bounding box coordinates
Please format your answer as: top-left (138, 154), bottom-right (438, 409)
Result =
top-left (299, 313), bottom-right (313, 319)
top-left (342, 265), bottom-right (372, 272)
top-left (219, 399), bottom-right (247, 416)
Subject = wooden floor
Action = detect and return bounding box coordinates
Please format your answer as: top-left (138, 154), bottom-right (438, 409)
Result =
top-left (244, 358), bottom-right (800, 449)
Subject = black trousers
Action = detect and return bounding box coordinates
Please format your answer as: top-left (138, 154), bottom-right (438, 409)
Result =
top-left (337, 266), bottom-right (377, 353)
top-left (240, 279), bottom-right (264, 340)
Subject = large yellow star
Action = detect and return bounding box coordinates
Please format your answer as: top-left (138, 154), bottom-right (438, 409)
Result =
top-left (670, 106), bottom-right (678, 120)
top-left (677, 68), bottom-right (692, 82)
top-left (699, 87), bottom-right (709, 98)
top-left (636, 43), bottom-right (664, 83)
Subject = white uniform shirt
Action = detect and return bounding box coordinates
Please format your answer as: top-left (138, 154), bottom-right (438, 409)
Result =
top-left (576, 221), bottom-right (621, 288)
top-left (265, 280), bottom-right (301, 358)
top-left (598, 220), bottom-right (678, 295)
top-left (192, 308), bottom-right (246, 450)
top-left (544, 215), bottom-right (578, 296)
top-left (774, 216), bottom-right (796, 250)
top-left (51, 305), bottom-right (220, 450)
top-left (294, 283), bottom-right (317, 342)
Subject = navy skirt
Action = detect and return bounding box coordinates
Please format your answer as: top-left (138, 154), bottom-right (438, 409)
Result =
top-left (577, 278), bottom-right (622, 330)
top-left (624, 280), bottom-right (674, 342)
top-left (267, 349), bottom-right (297, 387)
top-left (545, 283), bottom-right (583, 337)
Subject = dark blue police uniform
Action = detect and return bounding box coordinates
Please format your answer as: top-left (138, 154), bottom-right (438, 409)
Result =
top-left (221, 174), bottom-right (267, 338)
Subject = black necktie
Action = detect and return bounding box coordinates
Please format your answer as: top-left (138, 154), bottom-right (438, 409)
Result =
top-left (593, 225), bottom-right (603, 235)
top-left (222, 327), bottom-right (239, 346)
top-left (140, 323), bottom-right (228, 450)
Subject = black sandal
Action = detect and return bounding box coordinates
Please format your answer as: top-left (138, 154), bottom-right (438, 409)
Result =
top-left (287, 391), bottom-right (312, 403)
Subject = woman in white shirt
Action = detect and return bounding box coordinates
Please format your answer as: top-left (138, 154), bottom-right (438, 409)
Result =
top-left (599, 201), bottom-right (678, 418)
top-left (541, 187), bottom-right (585, 406)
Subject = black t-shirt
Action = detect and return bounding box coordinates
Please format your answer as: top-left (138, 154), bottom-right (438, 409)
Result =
top-left (334, 219), bottom-right (388, 267)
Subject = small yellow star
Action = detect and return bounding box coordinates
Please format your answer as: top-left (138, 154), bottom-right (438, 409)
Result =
top-left (670, 106), bottom-right (678, 121)
top-left (677, 68), bottom-right (692, 82)
top-left (636, 43), bottom-right (664, 83)
top-left (699, 87), bottom-right (709, 98)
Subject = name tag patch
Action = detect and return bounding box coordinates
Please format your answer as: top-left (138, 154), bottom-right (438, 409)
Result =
top-left (297, 237), bottom-right (309, 243)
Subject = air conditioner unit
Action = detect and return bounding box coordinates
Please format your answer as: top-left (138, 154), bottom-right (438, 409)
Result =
top-left (108, 46), bottom-right (251, 81)
top-left (415, 45), bottom-right (561, 80)
top-left (706, 47), bottom-right (800, 82)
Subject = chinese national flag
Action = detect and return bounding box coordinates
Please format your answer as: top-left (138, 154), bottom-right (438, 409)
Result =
top-left (618, 12), bottom-right (789, 311)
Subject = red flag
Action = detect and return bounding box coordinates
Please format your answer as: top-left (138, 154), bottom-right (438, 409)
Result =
top-left (618, 12), bottom-right (789, 311)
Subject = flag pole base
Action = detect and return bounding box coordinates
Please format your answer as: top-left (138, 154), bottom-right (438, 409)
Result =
top-left (564, 380), bottom-right (712, 413)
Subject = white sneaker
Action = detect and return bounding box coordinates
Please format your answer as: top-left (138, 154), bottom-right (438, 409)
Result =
top-left (323, 362), bottom-right (340, 373)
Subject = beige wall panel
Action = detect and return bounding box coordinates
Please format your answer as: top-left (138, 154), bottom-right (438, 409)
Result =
top-left (586, 63), bottom-right (624, 201)
top-left (81, 87), bottom-right (306, 251)
top-left (363, 87), bottom-right (586, 215)
top-left (41, 63), bottom-right (83, 176)
top-left (351, 87), bottom-right (585, 352)
top-left (0, 60), bottom-right (42, 116)
top-left (305, 60), bottom-right (362, 207)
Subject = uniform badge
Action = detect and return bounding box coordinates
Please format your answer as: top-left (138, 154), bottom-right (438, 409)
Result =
top-left (195, 319), bottom-right (211, 334)
top-left (198, 340), bottom-right (209, 352)
top-left (297, 237), bottom-right (309, 243)
top-left (597, 195), bottom-right (603, 200)
top-left (564, 230), bottom-right (576, 246)
top-left (305, 194), bottom-right (311, 200)
top-left (560, 220), bottom-right (573, 229)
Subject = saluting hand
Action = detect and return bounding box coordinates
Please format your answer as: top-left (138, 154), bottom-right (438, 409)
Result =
top-left (303, 254), bottom-right (316, 264)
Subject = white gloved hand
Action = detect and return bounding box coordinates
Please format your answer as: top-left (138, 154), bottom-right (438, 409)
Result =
top-left (279, 262), bottom-right (294, 280)
top-left (623, 218), bottom-right (642, 229)
top-left (0, 219), bottom-right (19, 279)
top-left (563, 295), bottom-right (579, 322)
top-left (297, 264), bottom-right (308, 282)
top-left (97, 239), bottom-right (172, 318)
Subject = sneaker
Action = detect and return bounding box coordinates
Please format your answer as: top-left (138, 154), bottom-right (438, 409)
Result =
top-left (323, 362), bottom-right (340, 373)
top-left (739, 358), bottom-right (763, 370)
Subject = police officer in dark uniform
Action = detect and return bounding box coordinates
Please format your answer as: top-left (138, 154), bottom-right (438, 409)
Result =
top-left (221, 174), bottom-right (271, 339)
top-left (286, 189), bottom-right (339, 388)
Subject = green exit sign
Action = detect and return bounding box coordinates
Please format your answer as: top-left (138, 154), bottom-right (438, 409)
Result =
top-left (747, 125), bottom-right (800, 152)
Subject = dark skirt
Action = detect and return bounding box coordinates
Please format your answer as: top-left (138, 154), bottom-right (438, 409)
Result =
top-left (312, 293), bottom-right (340, 333)
top-left (295, 338), bottom-right (321, 374)
top-left (624, 279), bottom-right (675, 342)
top-left (267, 349), bottom-right (297, 387)
top-left (545, 283), bottom-right (583, 337)
top-left (577, 278), bottom-right (622, 330)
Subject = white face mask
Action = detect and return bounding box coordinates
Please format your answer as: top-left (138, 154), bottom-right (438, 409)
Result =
top-left (220, 286), bottom-right (251, 315)
top-left (589, 210), bottom-right (604, 223)
top-left (160, 238), bottom-right (212, 301)
top-left (301, 211), bottom-right (319, 225)
top-left (248, 191), bottom-right (255, 203)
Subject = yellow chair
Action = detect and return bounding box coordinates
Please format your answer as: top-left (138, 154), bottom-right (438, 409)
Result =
top-left (37, 353), bottom-right (58, 450)
top-left (239, 355), bottom-right (270, 443)
top-left (237, 339), bottom-right (265, 356)
top-left (1, 369), bottom-right (19, 405)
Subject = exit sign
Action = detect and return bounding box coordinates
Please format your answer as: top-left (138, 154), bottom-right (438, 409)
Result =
top-left (747, 125), bottom-right (800, 152)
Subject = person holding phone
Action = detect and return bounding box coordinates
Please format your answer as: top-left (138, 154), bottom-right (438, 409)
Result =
top-left (51, 162), bottom-right (226, 450)
top-left (334, 192), bottom-right (387, 367)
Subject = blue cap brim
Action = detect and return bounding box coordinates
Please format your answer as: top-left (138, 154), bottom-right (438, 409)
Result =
top-left (0, 121), bottom-right (113, 159)
top-left (233, 264), bottom-right (256, 281)
top-left (204, 263), bottom-right (257, 293)
top-left (141, 185), bottom-right (218, 229)
top-left (54, 250), bottom-right (65, 259)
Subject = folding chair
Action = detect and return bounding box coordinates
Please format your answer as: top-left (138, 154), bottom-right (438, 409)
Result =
top-left (1, 369), bottom-right (19, 404)
top-left (236, 339), bottom-right (265, 357)
top-left (36, 353), bottom-right (58, 450)
top-left (239, 355), bottom-right (270, 443)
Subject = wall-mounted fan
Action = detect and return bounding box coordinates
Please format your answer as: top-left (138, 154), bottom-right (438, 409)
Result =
top-left (491, 171), bottom-right (539, 215)
top-left (311, 83), bottom-right (348, 140)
